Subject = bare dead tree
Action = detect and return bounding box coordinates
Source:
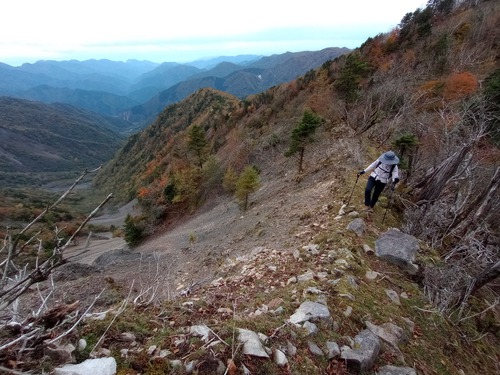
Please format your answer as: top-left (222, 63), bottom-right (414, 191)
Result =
top-left (0, 167), bottom-right (114, 371)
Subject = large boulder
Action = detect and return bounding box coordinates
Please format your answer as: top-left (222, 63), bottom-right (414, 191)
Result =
top-left (375, 229), bottom-right (419, 274)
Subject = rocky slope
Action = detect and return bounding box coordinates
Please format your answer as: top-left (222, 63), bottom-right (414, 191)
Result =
top-left (18, 126), bottom-right (498, 374)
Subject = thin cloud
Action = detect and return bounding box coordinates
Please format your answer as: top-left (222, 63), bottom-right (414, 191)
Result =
top-left (0, 0), bottom-right (426, 65)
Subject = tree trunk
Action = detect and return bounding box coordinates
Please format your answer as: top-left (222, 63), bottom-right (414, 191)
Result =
top-left (413, 143), bottom-right (472, 203)
top-left (298, 147), bottom-right (305, 173)
top-left (471, 260), bottom-right (500, 295)
top-left (453, 166), bottom-right (500, 237)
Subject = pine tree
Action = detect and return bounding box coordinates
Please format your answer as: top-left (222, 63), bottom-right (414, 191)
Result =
top-left (285, 110), bottom-right (323, 173)
top-left (187, 125), bottom-right (208, 169)
top-left (235, 166), bottom-right (260, 211)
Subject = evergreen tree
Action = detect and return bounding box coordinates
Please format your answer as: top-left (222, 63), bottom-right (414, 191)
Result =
top-left (187, 125), bottom-right (208, 169)
top-left (235, 166), bottom-right (260, 211)
top-left (393, 133), bottom-right (419, 178)
top-left (285, 110), bottom-right (323, 173)
top-left (124, 214), bottom-right (143, 246)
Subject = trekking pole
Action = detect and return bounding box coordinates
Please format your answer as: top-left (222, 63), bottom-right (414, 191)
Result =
top-left (346, 173), bottom-right (360, 207)
top-left (382, 185), bottom-right (394, 224)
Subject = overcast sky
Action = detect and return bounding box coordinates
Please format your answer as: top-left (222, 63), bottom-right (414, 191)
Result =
top-left (1, 0), bottom-right (426, 66)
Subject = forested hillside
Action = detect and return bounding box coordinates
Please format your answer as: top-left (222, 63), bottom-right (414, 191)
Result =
top-left (0, 97), bottom-right (126, 187)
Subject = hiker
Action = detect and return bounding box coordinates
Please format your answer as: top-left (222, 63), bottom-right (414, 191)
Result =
top-left (358, 151), bottom-right (400, 211)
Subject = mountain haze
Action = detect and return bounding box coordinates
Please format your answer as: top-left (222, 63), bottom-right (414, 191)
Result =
top-left (0, 48), bottom-right (350, 129)
top-left (0, 97), bottom-right (126, 186)
top-left (126, 47), bottom-right (350, 124)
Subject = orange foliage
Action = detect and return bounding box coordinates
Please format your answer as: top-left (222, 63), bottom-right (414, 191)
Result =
top-left (419, 71), bottom-right (478, 102)
top-left (443, 72), bottom-right (478, 101)
top-left (137, 187), bottom-right (151, 198)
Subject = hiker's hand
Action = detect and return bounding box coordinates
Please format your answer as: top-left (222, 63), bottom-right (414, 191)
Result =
top-left (394, 178), bottom-right (400, 184)
top-left (358, 170), bottom-right (365, 175)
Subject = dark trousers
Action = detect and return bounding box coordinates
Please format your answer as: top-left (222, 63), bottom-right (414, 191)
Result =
top-left (364, 176), bottom-right (386, 208)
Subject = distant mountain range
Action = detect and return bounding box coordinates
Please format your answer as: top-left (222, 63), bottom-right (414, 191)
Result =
top-left (0, 48), bottom-right (350, 129)
top-left (0, 96), bottom-right (126, 187)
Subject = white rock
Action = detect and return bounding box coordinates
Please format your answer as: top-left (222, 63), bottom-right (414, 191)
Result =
top-left (289, 301), bottom-right (331, 324)
top-left (238, 329), bottom-right (269, 358)
top-left (77, 339), bottom-right (87, 352)
top-left (274, 349), bottom-right (288, 366)
top-left (343, 306), bottom-right (353, 317)
top-left (303, 321), bottom-right (318, 335)
top-left (146, 345), bottom-right (157, 355)
top-left (190, 325), bottom-right (211, 342)
top-left (54, 358), bottom-right (116, 375)
top-left (297, 270), bottom-right (315, 282)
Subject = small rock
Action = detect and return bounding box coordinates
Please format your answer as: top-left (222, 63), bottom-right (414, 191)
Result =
top-left (190, 325), bottom-right (211, 342)
top-left (376, 365), bottom-right (417, 375)
top-left (273, 306), bottom-right (285, 315)
top-left (185, 360), bottom-right (198, 374)
top-left (297, 270), bottom-right (315, 282)
top-left (343, 306), bottom-right (353, 317)
top-left (307, 341), bottom-right (324, 356)
top-left (119, 332), bottom-right (136, 342)
top-left (211, 277), bottom-right (225, 287)
top-left (54, 358), bottom-right (116, 375)
top-left (303, 321), bottom-right (318, 335)
top-left (289, 301), bottom-right (331, 324)
top-left (217, 307), bottom-right (233, 315)
top-left (287, 340), bottom-right (297, 356)
top-left (365, 270), bottom-right (379, 280)
top-left (146, 345), bottom-right (157, 355)
top-left (340, 329), bottom-right (380, 373)
top-left (238, 329), bottom-right (269, 358)
top-left (339, 293), bottom-right (356, 301)
top-left (347, 218), bottom-right (365, 237)
top-left (385, 289), bottom-right (401, 305)
top-left (335, 259), bottom-right (349, 268)
top-left (326, 341), bottom-right (340, 359)
top-left (242, 364), bottom-right (251, 374)
top-left (338, 204), bottom-right (346, 215)
top-left (157, 349), bottom-right (171, 358)
top-left (303, 244), bottom-right (320, 254)
top-left (170, 360), bottom-right (182, 368)
top-left (304, 287), bottom-right (325, 295)
top-left (77, 339), bottom-right (87, 352)
top-left (274, 349), bottom-right (288, 366)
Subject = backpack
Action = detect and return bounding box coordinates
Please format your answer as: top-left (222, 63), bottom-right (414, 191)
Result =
top-left (375, 161), bottom-right (396, 179)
